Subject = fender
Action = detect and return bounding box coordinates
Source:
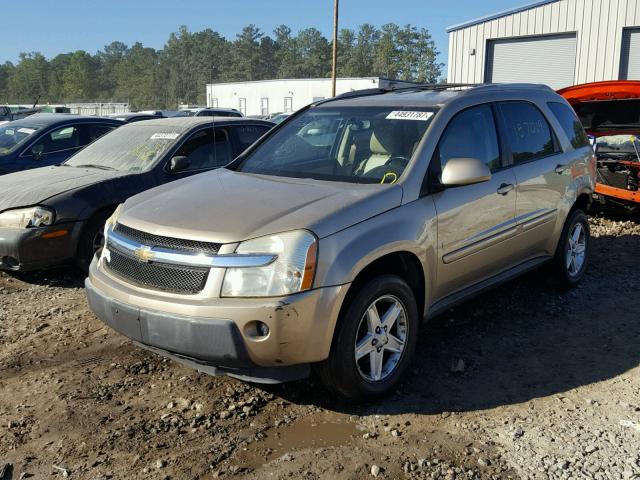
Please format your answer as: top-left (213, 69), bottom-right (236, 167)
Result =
top-left (315, 197), bottom-right (438, 317)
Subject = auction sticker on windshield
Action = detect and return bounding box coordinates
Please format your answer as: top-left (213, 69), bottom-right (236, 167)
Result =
top-left (386, 111), bottom-right (434, 121)
top-left (150, 132), bottom-right (180, 140)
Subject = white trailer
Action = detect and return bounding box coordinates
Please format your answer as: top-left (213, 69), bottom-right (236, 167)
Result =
top-left (206, 78), bottom-right (415, 117)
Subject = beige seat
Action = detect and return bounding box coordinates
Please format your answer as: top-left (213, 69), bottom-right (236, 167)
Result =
top-left (357, 121), bottom-right (419, 174)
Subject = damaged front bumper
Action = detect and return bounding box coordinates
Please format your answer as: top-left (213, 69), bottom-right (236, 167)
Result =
top-left (0, 222), bottom-right (83, 271)
top-left (86, 259), bottom-right (349, 383)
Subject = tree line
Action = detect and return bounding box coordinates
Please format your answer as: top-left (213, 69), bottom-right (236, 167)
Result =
top-left (0, 23), bottom-right (442, 110)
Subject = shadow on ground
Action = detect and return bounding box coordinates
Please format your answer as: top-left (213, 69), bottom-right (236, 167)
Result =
top-left (3, 266), bottom-right (85, 289)
top-left (268, 232), bottom-right (640, 415)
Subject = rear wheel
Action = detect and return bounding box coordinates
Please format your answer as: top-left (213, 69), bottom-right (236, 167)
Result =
top-left (552, 209), bottom-right (590, 288)
top-left (75, 210), bottom-right (113, 273)
top-left (315, 275), bottom-right (418, 401)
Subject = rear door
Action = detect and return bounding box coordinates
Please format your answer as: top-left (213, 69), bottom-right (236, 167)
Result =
top-left (496, 101), bottom-right (571, 257)
top-left (432, 104), bottom-right (519, 300)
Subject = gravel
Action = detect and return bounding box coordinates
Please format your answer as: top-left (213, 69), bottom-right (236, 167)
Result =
top-left (0, 215), bottom-right (638, 479)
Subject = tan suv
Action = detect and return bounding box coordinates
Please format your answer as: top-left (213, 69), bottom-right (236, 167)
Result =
top-left (86, 84), bottom-right (596, 400)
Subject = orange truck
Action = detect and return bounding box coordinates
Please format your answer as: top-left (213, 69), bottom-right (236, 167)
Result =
top-left (558, 81), bottom-right (640, 212)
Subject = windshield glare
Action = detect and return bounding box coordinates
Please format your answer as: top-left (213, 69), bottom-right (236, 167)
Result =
top-left (0, 123), bottom-right (42, 156)
top-left (236, 106), bottom-right (435, 184)
top-left (65, 125), bottom-right (182, 172)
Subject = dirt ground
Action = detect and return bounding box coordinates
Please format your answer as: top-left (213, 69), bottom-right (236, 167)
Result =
top-left (1, 214), bottom-right (639, 480)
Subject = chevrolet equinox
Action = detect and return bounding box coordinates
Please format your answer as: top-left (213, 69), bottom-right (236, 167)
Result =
top-left (86, 84), bottom-right (596, 400)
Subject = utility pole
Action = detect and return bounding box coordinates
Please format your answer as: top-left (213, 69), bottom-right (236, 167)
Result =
top-left (331, 0), bottom-right (339, 97)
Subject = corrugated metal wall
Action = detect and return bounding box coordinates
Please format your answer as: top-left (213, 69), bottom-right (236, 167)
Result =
top-left (448, 0), bottom-right (640, 86)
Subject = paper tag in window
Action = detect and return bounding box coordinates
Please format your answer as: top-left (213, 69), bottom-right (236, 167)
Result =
top-left (150, 132), bottom-right (179, 140)
top-left (386, 111), bottom-right (434, 121)
top-left (18, 127), bottom-right (36, 134)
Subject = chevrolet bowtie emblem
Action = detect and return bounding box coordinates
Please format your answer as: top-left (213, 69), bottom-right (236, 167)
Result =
top-left (134, 246), bottom-right (154, 263)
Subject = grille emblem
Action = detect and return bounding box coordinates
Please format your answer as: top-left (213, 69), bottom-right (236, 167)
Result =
top-left (134, 245), bottom-right (154, 263)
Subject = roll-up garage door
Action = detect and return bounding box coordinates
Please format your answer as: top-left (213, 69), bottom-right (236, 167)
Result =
top-left (620, 28), bottom-right (640, 80)
top-left (485, 34), bottom-right (577, 90)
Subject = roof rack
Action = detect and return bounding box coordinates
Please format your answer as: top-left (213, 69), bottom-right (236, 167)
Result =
top-left (315, 83), bottom-right (486, 106)
top-left (402, 83), bottom-right (484, 91)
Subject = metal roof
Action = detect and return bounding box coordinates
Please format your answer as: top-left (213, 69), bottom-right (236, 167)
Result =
top-left (446, 0), bottom-right (559, 32)
top-left (10, 113), bottom-right (123, 127)
top-left (128, 117), bottom-right (272, 128)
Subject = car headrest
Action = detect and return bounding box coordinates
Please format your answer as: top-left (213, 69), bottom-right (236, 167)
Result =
top-left (370, 121), bottom-right (410, 156)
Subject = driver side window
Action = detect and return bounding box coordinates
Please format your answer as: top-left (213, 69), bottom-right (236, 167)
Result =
top-left (29, 125), bottom-right (80, 156)
top-left (438, 105), bottom-right (501, 171)
top-left (175, 127), bottom-right (232, 170)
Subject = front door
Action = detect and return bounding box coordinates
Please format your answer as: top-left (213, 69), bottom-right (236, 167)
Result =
top-left (161, 126), bottom-right (233, 184)
top-left (431, 104), bottom-right (519, 301)
top-left (20, 124), bottom-right (83, 170)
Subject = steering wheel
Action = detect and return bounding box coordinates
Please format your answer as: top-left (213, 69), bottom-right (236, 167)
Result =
top-left (361, 155), bottom-right (409, 181)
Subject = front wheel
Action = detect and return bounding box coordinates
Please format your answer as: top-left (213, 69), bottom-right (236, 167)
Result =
top-left (552, 209), bottom-right (590, 288)
top-left (315, 275), bottom-right (419, 401)
top-left (75, 210), bottom-right (113, 273)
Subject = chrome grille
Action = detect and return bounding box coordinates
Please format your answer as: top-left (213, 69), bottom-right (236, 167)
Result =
top-left (114, 223), bottom-right (221, 255)
top-left (105, 249), bottom-right (208, 294)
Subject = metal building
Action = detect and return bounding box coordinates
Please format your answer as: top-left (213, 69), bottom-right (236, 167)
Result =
top-left (206, 78), bottom-right (414, 117)
top-left (447, 0), bottom-right (640, 89)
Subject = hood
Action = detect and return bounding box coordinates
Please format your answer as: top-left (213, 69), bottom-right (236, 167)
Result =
top-left (119, 168), bottom-right (403, 243)
top-left (558, 81), bottom-right (640, 136)
top-left (0, 166), bottom-right (126, 212)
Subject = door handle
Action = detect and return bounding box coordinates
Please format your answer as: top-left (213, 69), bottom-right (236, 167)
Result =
top-left (554, 163), bottom-right (569, 174)
top-left (497, 183), bottom-right (514, 195)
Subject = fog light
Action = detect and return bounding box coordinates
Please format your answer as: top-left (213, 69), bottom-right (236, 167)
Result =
top-left (243, 321), bottom-right (270, 340)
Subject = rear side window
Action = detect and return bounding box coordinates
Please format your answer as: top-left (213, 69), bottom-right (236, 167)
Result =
top-left (438, 104), bottom-right (501, 171)
top-left (499, 102), bottom-right (558, 164)
top-left (82, 123), bottom-right (118, 144)
top-left (235, 124), bottom-right (271, 151)
top-left (547, 102), bottom-right (590, 149)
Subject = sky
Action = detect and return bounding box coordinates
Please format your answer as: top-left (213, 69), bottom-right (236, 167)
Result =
top-left (1, 0), bottom-right (522, 69)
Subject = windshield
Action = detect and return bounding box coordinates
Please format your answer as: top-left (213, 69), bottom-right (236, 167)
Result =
top-left (235, 106), bottom-right (435, 184)
top-left (65, 125), bottom-right (183, 172)
top-left (0, 123), bottom-right (42, 156)
top-left (596, 134), bottom-right (640, 156)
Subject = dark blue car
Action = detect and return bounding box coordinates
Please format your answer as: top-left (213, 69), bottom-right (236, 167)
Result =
top-left (0, 114), bottom-right (123, 175)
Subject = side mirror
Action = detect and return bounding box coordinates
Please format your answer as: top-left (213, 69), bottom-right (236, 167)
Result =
top-left (440, 157), bottom-right (491, 187)
top-left (168, 155), bottom-right (190, 173)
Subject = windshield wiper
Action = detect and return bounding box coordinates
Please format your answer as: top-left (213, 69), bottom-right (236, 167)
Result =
top-left (72, 164), bottom-right (117, 171)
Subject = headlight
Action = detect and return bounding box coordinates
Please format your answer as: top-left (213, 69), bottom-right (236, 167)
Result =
top-left (99, 204), bottom-right (123, 265)
top-left (104, 204), bottom-right (123, 234)
top-left (221, 230), bottom-right (318, 297)
top-left (0, 206), bottom-right (55, 228)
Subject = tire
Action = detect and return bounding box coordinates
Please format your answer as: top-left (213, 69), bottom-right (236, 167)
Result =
top-left (75, 210), bottom-right (113, 273)
top-left (552, 208), bottom-right (590, 289)
top-left (315, 274), bottom-right (419, 401)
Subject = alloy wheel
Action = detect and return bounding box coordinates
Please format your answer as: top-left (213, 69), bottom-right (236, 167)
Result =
top-left (565, 222), bottom-right (586, 277)
top-left (354, 295), bottom-right (408, 382)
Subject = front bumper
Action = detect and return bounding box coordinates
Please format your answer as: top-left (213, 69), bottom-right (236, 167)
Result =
top-left (86, 259), bottom-right (349, 382)
top-left (0, 222), bottom-right (83, 271)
